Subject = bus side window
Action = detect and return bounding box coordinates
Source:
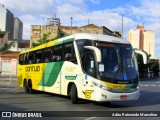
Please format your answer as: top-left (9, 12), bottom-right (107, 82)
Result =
top-left (24, 53), bottom-right (29, 64)
top-left (51, 45), bottom-right (62, 62)
top-left (34, 50), bottom-right (43, 63)
top-left (43, 47), bottom-right (52, 63)
top-left (28, 52), bottom-right (34, 64)
top-left (64, 42), bottom-right (77, 64)
top-left (19, 54), bottom-right (24, 65)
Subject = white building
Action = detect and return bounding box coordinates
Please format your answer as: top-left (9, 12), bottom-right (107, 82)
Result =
top-left (128, 29), bottom-right (140, 49)
top-left (144, 30), bottom-right (155, 58)
top-left (13, 17), bottom-right (23, 40)
top-left (128, 26), bottom-right (155, 58)
top-left (46, 15), bottom-right (61, 26)
top-left (0, 4), bottom-right (14, 40)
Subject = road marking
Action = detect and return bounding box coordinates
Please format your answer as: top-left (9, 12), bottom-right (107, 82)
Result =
top-left (151, 85), bottom-right (156, 86)
top-left (144, 85), bottom-right (149, 86)
top-left (85, 117), bottom-right (97, 120)
top-left (156, 81), bottom-right (160, 83)
top-left (26, 109), bottom-right (33, 111)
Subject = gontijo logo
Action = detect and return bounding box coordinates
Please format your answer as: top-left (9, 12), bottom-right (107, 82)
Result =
top-left (25, 66), bottom-right (40, 72)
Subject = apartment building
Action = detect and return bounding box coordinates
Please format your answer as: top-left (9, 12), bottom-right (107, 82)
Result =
top-left (128, 25), bottom-right (155, 58)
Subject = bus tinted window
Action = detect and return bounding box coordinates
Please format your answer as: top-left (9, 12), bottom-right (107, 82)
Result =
top-left (64, 42), bottom-right (77, 64)
top-left (28, 52), bottom-right (35, 64)
top-left (24, 53), bottom-right (29, 64)
top-left (19, 54), bottom-right (24, 65)
top-left (43, 48), bottom-right (52, 62)
top-left (51, 45), bottom-right (62, 62)
top-left (35, 50), bottom-right (43, 63)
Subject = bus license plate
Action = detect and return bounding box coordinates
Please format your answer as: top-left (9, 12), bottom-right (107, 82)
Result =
top-left (120, 95), bottom-right (127, 100)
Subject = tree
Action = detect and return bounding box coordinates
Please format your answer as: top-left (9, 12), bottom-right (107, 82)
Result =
top-left (32, 33), bottom-right (58, 48)
top-left (0, 31), bottom-right (6, 38)
top-left (32, 33), bottom-right (49, 48)
top-left (149, 59), bottom-right (159, 77)
top-left (0, 42), bottom-right (14, 52)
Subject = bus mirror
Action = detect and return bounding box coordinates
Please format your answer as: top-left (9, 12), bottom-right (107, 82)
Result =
top-left (84, 46), bottom-right (102, 62)
top-left (99, 64), bottom-right (104, 72)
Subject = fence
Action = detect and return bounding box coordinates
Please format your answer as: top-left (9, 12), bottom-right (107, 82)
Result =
top-left (0, 73), bottom-right (17, 86)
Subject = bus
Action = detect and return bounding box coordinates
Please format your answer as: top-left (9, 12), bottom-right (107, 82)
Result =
top-left (18, 33), bottom-right (140, 104)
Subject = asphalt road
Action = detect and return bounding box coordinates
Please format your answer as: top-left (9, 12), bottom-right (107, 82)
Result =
top-left (0, 78), bottom-right (160, 120)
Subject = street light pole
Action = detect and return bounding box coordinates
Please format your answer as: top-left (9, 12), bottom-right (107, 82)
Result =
top-left (71, 17), bottom-right (73, 35)
top-left (122, 14), bottom-right (124, 38)
top-left (121, 13), bottom-right (129, 38)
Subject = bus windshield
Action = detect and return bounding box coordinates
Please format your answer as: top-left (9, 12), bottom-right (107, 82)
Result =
top-left (97, 42), bottom-right (138, 82)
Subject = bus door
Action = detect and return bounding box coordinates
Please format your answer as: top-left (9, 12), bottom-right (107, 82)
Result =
top-left (81, 48), bottom-right (96, 100)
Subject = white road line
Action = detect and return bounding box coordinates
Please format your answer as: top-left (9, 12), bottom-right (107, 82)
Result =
top-left (151, 85), bottom-right (156, 87)
top-left (26, 109), bottom-right (33, 111)
top-left (85, 117), bottom-right (97, 120)
top-left (144, 85), bottom-right (149, 86)
top-left (156, 81), bottom-right (160, 83)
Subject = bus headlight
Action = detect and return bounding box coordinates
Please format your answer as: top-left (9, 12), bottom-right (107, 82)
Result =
top-left (92, 81), bottom-right (109, 91)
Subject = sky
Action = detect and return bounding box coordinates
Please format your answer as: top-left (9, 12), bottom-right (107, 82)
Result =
top-left (0, 0), bottom-right (160, 57)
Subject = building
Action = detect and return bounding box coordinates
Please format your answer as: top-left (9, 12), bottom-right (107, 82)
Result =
top-left (0, 31), bottom-right (8, 48)
top-left (128, 25), bottom-right (155, 58)
top-left (0, 4), bottom-right (23, 41)
top-left (46, 15), bottom-right (61, 26)
top-left (128, 29), bottom-right (140, 49)
top-left (0, 51), bottom-right (19, 75)
top-left (0, 4), bottom-right (14, 40)
top-left (137, 25), bottom-right (144, 49)
top-left (8, 40), bottom-right (29, 52)
top-left (13, 17), bottom-right (23, 40)
top-left (30, 24), bottom-right (121, 48)
top-left (31, 25), bottom-right (59, 47)
top-left (143, 30), bottom-right (155, 58)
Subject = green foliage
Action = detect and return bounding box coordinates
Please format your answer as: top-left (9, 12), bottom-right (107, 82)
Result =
top-left (0, 42), bottom-right (14, 52)
top-left (149, 59), bottom-right (159, 76)
top-left (32, 33), bottom-right (49, 48)
top-left (0, 31), bottom-right (6, 38)
top-left (32, 33), bottom-right (59, 48)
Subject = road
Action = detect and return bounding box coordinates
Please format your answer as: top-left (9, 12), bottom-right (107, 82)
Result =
top-left (0, 78), bottom-right (160, 119)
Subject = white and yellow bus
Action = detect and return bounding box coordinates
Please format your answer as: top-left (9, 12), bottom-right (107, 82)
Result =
top-left (18, 33), bottom-right (140, 104)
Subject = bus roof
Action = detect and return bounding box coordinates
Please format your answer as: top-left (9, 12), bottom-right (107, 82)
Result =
top-left (20, 33), bottom-right (130, 54)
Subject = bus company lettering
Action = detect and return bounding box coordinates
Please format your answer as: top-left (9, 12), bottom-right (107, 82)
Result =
top-left (25, 66), bottom-right (40, 72)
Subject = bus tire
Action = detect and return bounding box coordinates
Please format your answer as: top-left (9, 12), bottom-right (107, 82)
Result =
top-left (28, 80), bottom-right (33, 94)
top-left (24, 80), bottom-right (29, 93)
top-left (71, 84), bottom-right (78, 104)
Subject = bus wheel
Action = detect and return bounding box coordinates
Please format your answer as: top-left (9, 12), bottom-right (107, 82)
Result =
top-left (24, 81), bottom-right (29, 93)
top-left (71, 84), bottom-right (78, 104)
top-left (28, 81), bottom-right (33, 94)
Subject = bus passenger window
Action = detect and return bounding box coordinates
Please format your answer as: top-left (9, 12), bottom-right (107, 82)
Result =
top-left (19, 54), bottom-right (24, 65)
top-left (43, 48), bottom-right (52, 62)
top-left (64, 42), bottom-right (77, 64)
top-left (51, 45), bottom-right (62, 62)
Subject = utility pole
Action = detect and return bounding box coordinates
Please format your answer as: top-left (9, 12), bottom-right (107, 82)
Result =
top-left (121, 13), bottom-right (129, 38)
top-left (122, 14), bottom-right (124, 38)
top-left (71, 17), bottom-right (73, 35)
top-left (88, 19), bottom-right (89, 25)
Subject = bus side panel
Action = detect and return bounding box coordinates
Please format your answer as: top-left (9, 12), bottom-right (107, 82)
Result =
top-left (37, 62), bottom-right (64, 94)
top-left (17, 64), bottom-right (24, 87)
top-left (60, 61), bottom-right (83, 96)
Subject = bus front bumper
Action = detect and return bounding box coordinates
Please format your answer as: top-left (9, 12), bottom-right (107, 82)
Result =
top-left (95, 89), bottom-right (140, 102)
